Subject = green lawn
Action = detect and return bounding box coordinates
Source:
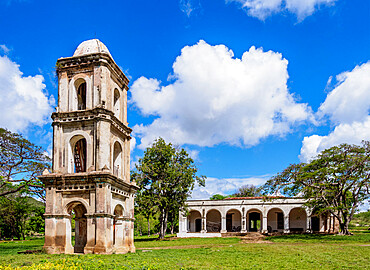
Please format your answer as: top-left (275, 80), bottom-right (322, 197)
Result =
top-left (0, 233), bottom-right (369, 269)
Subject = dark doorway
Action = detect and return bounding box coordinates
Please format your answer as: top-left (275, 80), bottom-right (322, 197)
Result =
top-left (248, 212), bottom-right (261, 232)
top-left (277, 212), bottom-right (284, 230)
top-left (311, 216), bottom-right (320, 232)
top-left (68, 203), bottom-right (87, 253)
top-left (226, 214), bottom-right (232, 232)
top-left (195, 219), bottom-right (202, 232)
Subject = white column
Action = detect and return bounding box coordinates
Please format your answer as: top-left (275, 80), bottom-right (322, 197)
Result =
top-left (221, 216), bottom-right (227, 233)
top-left (262, 215), bottom-right (268, 233)
top-left (201, 210), bottom-right (206, 233)
top-left (306, 215), bottom-right (311, 233)
top-left (241, 215), bottom-right (247, 233)
top-left (178, 212), bottom-right (185, 234)
top-left (284, 215), bottom-right (290, 233)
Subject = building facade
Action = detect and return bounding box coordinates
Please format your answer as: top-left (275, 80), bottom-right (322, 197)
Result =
top-left (39, 39), bottom-right (138, 254)
top-left (178, 197), bottom-right (338, 237)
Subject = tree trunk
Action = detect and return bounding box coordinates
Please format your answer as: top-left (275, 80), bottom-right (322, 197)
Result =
top-left (170, 223), bottom-right (174, 235)
top-left (158, 208), bottom-right (169, 240)
top-left (339, 221), bottom-right (352, 235)
top-left (147, 217), bottom-right (150, 236)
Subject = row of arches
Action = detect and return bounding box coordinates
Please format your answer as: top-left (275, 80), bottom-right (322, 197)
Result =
top-left (66, 202), bottom-right (125, 253)
top-left (68, 134), bottom-right (124, 179)
top-left (188, 207), bottom-right (308, 233)
top-left (72, 78), bottom-right (123, 120)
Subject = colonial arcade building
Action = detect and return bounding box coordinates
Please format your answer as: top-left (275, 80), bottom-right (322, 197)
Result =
top-left (177, 197), bottom-right (338, 237)
top-left (40, 39), bottom-right (138, 254)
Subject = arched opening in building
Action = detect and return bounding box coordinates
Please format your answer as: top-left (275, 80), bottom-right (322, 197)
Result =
top-left (206, 209), bottom-right (221, 232)
top-left (267, 208), bottom-right (284, 233)
top-left (226, 209), bottom-right (241, 232)
top-left (73, 138), bottom-right (87, 173)
top-left (188, 210), bottom-right (202, 232)
top-left (113, 141), bottom-right (122, 178)
top-left (247, 210), bottom-right (262, 232)
top-left (289, 207), bottom-right (307, 232)
top-left (113, 204), bottom-right (124, 246)
top-left (67, 202), bottom-right (87, 253)
top-left (113, 89), bottom-right (120, 119)
top-left (77, 82), bottom-right (86, 110)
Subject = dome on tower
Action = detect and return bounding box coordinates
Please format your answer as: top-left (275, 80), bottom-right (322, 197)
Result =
top-left (73, 39), bottom-right (111, 57)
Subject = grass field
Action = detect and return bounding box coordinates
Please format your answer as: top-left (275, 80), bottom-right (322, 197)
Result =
top-left (0, 232), bottom-right (369, 269)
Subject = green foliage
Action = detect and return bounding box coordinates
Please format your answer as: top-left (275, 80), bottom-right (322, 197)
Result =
top-left (209, 194), bottom-right (227, 200)
top-left (264, 141), bottom-right (370, 235)
top-left (0, 194), bottom-right (45, 240)
top-left (0, 128), bottom-right (50, 198)
top-left (134, 211), bottom-right (160, 236)
top-left (133, 138), bottom-right (205, 239)
top-left (350, 210), bottom-right (370, 227)
top-left (232, 184), bottom-right (262, 197)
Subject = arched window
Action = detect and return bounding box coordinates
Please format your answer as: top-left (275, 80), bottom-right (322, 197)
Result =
top-left (113, 142), bottom-right (122, 178)
top-left (74, 138), bottom-right (87, 172)
top-left (77, 82), bottom-right (86, 110)
top-left (113, 89), bottom-right (120, 119)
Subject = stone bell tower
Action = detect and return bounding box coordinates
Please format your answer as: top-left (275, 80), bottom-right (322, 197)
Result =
top-left (40, 39), bottom-right (138, 254)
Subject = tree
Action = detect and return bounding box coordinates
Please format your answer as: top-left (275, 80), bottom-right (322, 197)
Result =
top-left (134, 138), bottom-right (205, 239)
top-left (210, 194), bottom-right (227, 200)
top-left (0, 193), bottom-right (45, 240)
top-left (232, 184), bottom-right (262, 197)
top-left (263, 142), bottom-right (370, 235)
top-left (133, 170), bottom-right (158, 236)
top-left (0, 128), bottom-right (50, 199)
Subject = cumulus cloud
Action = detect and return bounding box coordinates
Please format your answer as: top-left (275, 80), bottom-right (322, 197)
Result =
top-left (0, 55), bottom-right (54, 132)
top-left (300, 62), bottom-right (370, 162)
top-left (228, 0), bottom-right (336, 20)
top-left (319, 62), bottom-right (370, 124)
top-left (131, 40), bottom-right (312, 149)
top-left (191, 175), bottom-right (270, 199)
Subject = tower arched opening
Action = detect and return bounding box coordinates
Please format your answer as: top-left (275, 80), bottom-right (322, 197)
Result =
top-left (113, 141), bottom-right (123, 178)
top-left (72, 137), bottom-right (87, 173)
top-left (76, 81), bottom-right (86, 110)
top-left (66, 202), bottom-right (87, 253)
top-left (113, 204), bottom-right (124, 246)
top-left (113, 89), bottom-right (121, 119)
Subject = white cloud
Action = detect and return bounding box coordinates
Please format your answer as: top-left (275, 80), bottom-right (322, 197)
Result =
top-left (131, 40), bottom-right (312, 149)
top-left (130, 137), bottom-right (136, 152)
top-left (0, 45), bottom-right (10, 54)
top-left (300, 117), bottom-right (370, 162)
top-left (228, 0), bottom-right (336, 20)
top-left (179, 0), bottom-right (201, 17)
top-left (191, 175), bottom-right (270, 199)
top-left (319, 62), bottom-right (370, 124)
top-left (0, 55), bottom-right (54, 132)
top-left (300, 62), bottom-right (370, 162)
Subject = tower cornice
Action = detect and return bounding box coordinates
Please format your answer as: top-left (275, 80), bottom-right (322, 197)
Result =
top-left (51, 107), bottom-right (132, 137)
top-left (56, 53), bottom-right (129, 89)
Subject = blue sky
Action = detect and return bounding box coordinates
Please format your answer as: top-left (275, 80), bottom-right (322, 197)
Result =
top-left (0, 0), bottom-right (369, 201)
